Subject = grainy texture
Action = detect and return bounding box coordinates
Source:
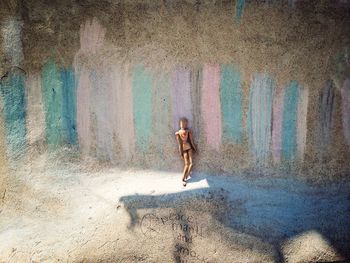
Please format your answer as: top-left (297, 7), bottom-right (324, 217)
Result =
top-left (0, 0), bottom-right (349, 176)
top-left (272, 86), bottom-right (284, 163)
top-left (1, 17), bottom-right (23, 67)
top-left (0, 95), bottom-right (7, 176)
top-left (220, 64), bottom-right (243, 144)
top-left (248, 73), bottom-right (275, 163)
top-left (318, 80), bottom-right (336, 150)
top-left (342, 78), bottom-right (350, 146)
top-left (25, 73), bottom-right (45, 146)
top-left (0, 72), bottom-right (26, 159)
top-left (201, 64), bottom-right (222, 150)
top-left (0, 1), bottom-right (350, 261)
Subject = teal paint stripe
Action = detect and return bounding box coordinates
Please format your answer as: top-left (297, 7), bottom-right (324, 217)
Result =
top-left (220, 64), bottom-right (242, 144)
top-left (132, 65), bottom-right (153, 151)
top-left (41, 59), bottom-right (65, 147)
top-left (248, 74), bottom-right (275, 162)
top-left (152, 73), bottom-right (172, 156)
top-left (334, 48), bottom-right (349, 81)
top-left (282, 80), bottom-right (299, 160)
top-left (61, 68), bottom-right (77, 145)
top-left (0, 72), bottom-right (27, 157)
top-left (235, 0), bottom-right (246, 22)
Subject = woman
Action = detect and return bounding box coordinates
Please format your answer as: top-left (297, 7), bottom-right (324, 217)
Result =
top-left (175, 118), bottom-right (197, 186)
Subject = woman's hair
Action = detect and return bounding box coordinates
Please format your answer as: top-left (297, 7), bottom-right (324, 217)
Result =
top-left (179, 117), bottom-right (188, 125)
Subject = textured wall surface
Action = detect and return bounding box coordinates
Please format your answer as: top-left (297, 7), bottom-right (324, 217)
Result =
top-left (0, 0), bottom-right (349, 178)
top-left (0, 1), bottom-right (350, 262)
top-left (0, 0), bottom-right (349, 179)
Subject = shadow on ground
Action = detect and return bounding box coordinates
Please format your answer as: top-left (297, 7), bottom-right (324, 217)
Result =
top-left (119, 174), bottom-right (350, 263)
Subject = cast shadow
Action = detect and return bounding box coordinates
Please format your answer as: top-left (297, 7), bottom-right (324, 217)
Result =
top-left (119, 173), bottom-right (350, 262)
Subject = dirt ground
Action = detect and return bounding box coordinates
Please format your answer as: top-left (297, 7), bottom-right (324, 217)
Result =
top-left (0, 157), bottom-right (349, 263)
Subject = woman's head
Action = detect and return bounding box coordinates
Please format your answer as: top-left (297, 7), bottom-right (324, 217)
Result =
top-left (179, 117), bottom-right (188, 129)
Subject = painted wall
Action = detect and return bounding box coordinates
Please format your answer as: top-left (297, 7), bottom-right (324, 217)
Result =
top-left (0, 0), bottom-right (350, 178)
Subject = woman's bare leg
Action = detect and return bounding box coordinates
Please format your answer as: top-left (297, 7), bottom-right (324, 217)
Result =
top-left (182, 151), bottom-right (189, 183)
top-left (186, 149), bottom-right (193, 179)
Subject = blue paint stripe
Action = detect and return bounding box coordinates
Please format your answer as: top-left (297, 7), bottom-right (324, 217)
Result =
top-left (61, 68), bottom-right (77, 145)
top-left (248, 73), bottom-right (275, 162)
top-left (220, 64), bottom-right (243, 144)
top-left (235, 0), bottom-right (246, 22)
top-left (0, 72), bottom-right (27, 157)
top-left (282, 80), bottom-right (299, 160)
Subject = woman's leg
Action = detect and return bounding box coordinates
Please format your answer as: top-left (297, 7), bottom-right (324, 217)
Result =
top-left (182, 150), bottom-right (189, 183)
top-left (186, 149), bottom-right (193, 179)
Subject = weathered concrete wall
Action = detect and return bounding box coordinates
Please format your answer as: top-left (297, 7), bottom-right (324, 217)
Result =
top-left (1, 0), bottom-right (350, 178)
top-left (0, 2), bottom-right (350, 262)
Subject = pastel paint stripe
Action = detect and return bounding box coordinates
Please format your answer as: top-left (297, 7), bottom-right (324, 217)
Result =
top-left (75, 17), bottom-right (106, 155)
top-left (79, 18), bottom-right (106, 54)
top-left (132, 65), bottom-right (153, 151)
top-left (334, 48), bottom-right (348, 82)
top-left (112, 64), bottom-right (135, 158)
top-left (297, 87), bottom-right (308, 161)
top-left (26, 74), bottom-right (45, 145)
top-left (235, 0), bottom-right (246, 22)
top-left (202, 64), bottom-right (222, 150)
top-left (272, 87), bottom-right (284, 163)
top-left (89, 69), bottom-right (98, 152)
top-left (152, 73), bottom-right (172, 155)
top-left (1, 18), bottom-right (24, 66)
top-left (0, 72), bottom-right (27, 158)
top-left (318, 80), bottom-right (335, 150)
top-left (172, 68), bottom-right (193, 130)
top-left (110, 65), bottom-right (122, 142)
top-left (220, 64), bottom-right (243, 144)
top-left (0, 96), bottom-right (8, 173)
top-left (61, 68), bottom-right (77, 145)
top-left (191, 66), bottom-right (202, 139)
top-left (341, 79), bottom-right (350, 146)
top-left (41, 60), bottom-right (65, 147)
top-left (76, 66), bottom-right (92, 155)
top-left (282, 81), bottom-right (299, 161)
top-left (248, 74), bottom-right (275, 162)
top-left (92, 64), bottom-right (116, 160)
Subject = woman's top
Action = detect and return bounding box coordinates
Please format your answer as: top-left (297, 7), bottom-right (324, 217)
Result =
top-left (175, 129), bottom-right (192, 151)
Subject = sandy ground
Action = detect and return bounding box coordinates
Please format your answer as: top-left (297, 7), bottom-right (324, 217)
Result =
top-left (0, 163), bottom-right (349, 263)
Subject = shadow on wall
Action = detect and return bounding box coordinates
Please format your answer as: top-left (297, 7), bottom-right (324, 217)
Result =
top-left (119, 174), bottom-right (350, 262)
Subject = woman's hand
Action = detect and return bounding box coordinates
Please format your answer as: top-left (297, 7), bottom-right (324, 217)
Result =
top-left (179, 147), bottom-right (183, 158)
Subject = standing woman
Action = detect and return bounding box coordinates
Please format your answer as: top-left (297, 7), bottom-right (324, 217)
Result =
top-left (175, 118), bottom-right (197, 186)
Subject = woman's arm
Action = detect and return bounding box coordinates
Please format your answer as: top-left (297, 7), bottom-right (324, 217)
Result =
top-left (189, 130), bottom-right (197, 152)
top-left (175, 133), bottom-right (184, 157)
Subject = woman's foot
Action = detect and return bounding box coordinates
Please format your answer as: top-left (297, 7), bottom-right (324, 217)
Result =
top-left (182, 180), bottom-right (187, 187)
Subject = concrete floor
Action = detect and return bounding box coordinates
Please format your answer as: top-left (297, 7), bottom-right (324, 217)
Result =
top-left (0, 164), bottom-right (349, 262)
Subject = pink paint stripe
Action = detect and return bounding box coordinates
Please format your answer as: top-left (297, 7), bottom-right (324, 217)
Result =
top-left (342, 79), bottom-right (350, 146)
top-left (272, 87), bottom-right (284, 163)
top-left (76, 66), bottom-right (92, 155)
top-left (79, 18), bottom-right (106, 54)
top-left (75, 17), bottom-right (106, 156)
top-left (110, 64), bottom-right (121, 149)
top-left (297, 87), bottom-right (308, 161)
top-left (201, 64), bottom-right (222, 150)
top-left (112, 63), bottom-right (135, 158)
top-left (172, 68), bottom-right (193, 130)
top-left (95, 62), bottom-right (116, 160)
top-left (26, 74), bottom-right (45, 145)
